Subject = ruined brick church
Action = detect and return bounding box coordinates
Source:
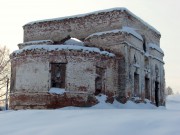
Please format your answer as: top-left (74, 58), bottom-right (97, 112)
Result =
top-left (9, 8), bottom-right (165, 109)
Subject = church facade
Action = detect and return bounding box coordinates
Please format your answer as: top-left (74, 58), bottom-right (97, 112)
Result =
top-left (9, 8), bottom-right (165, 109)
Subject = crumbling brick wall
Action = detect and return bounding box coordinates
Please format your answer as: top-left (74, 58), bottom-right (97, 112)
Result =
top-left (84, 30), bottom-right (165, 106)
top-left (23, 9), bottom-right (160, 45)
top-left (10, 49), bottom-right (121, 109)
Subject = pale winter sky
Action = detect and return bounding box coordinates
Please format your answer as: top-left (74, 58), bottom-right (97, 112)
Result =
top-left (0, 0), bottom-right (179, 92)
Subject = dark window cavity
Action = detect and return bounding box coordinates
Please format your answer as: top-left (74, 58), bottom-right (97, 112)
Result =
top-left (142, 36), bottom-right (146, 52)
top-left (95, 67), bottom-right (105, 95)
top-left (134, 72), bottom-right (139, 96)
top-left (50, 63), bottom-right (66, 88)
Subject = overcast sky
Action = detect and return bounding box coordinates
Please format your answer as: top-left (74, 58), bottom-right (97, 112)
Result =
top-left (0, 0), bottom-right (179, 92)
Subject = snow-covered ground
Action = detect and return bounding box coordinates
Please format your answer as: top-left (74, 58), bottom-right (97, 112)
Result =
top-left (0, 94), bottom-right (180, 135)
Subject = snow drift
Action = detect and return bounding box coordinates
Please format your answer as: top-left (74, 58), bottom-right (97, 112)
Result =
top-left (0, 94), bottom-right (180, 135)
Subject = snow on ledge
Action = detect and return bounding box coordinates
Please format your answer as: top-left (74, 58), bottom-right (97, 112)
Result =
top-left (21, 40), bottom-right (54, 45)
top-left (122, 27), bottom-right (143, 40)
top-left (133, 63), bottom-right (140, 68)
top-left (12, 45), bottom-right (115, 57)
top-left (86, 27), bottom-right (143, 41)
top-left (49, 88), bottom-right (66, 94)
top-left (24, 7), bottom-right (160, 35)
top-left (148, 43), bottom-right (164, 54)
top-left (18, 40), bottom-right (54, 49)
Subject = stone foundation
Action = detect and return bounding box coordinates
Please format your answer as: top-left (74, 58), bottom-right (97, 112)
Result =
top-left (9, 92), bottom-right (98, 110)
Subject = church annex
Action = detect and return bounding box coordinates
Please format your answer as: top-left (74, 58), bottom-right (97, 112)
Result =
top-left (9, 8), bottom-right (165, 109)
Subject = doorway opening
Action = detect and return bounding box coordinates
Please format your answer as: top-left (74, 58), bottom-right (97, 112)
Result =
top-left (155, 81), bottom-right (159, 107)
top-left (95, 67), bottom-right (105, 95)
top-left (145, 77), bottom-right (150, 99)
top-left (134, 73), bottom-right (139, 96)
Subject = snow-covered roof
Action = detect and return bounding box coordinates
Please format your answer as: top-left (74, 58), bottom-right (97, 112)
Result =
top-left (18, 40), bottom-right (53, 46)
top-left (86, 27), bottom-right (143, 41)
top-left (12, 45), bottom-right (115, 57)
top-left (148, 43), bottom-right (164, 54)
top-left (24, 7), bottom-right (160, 35)
top-left (19, 38), bottom-right (83, 47)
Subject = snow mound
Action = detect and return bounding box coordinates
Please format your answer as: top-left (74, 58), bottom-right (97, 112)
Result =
top-left (87, 26), bottom-right (143, 41)
top-left (92, 94), bottom-right (160, 109)
top-left (64, 38), bottom-right (84, 46)
top-left (62, 94), bottom-right (161, 110)
top-left (49, 88), bottom-right (66, 94)
top-left (1, 95), bottom-right (180, 135)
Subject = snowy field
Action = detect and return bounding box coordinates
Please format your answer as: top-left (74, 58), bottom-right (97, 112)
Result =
top-left (0, 95), bottom-right (180, 135)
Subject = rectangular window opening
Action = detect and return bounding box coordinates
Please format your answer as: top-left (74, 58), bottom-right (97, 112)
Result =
top-left (50, 63), bottom-right (66, 88)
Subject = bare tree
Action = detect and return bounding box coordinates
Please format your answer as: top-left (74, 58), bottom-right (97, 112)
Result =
top-left (166, 86), bottom-right (174, 95)
top-left (0, 46), bottom-right (10, 97)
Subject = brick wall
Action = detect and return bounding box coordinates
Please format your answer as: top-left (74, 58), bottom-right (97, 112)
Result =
top-left (23, 9), bottom-right (160, 45)
top-left (10, 49), bottom-right (120, 109)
